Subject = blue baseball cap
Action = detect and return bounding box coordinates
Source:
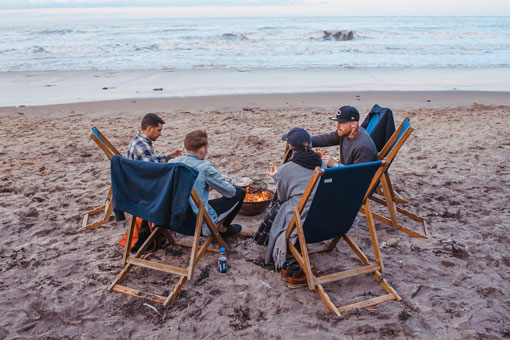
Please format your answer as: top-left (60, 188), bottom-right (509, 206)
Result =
top-left (282, 127), bottom-right (311, 147)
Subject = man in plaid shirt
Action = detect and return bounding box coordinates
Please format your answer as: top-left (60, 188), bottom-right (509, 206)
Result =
top-left (126, 113), bottom-right (182, 162)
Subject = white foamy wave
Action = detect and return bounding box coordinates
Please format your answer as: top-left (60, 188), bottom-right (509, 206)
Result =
top-left (0, 16), bottom-right (508, 71)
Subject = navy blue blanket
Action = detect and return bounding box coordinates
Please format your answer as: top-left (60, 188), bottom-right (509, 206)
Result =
top-left (110, 156), bottom-right (198, 233)
top-left (361, 104), bottom-right (396, 152)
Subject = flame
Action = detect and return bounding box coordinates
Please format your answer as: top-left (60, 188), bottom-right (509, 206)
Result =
top-left (315, 148), bottom-right (326, 157)
top-left (244, 188), bottom-right (272, 202)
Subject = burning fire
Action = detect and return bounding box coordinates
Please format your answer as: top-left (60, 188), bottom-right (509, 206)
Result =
top-left (315, 148), bottom-right (326, 157)
top-left (244, 187), bottom-right (272, 202)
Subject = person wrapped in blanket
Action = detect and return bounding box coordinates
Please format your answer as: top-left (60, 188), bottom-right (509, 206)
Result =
top-left (253, 127), bottom-right (324, 276)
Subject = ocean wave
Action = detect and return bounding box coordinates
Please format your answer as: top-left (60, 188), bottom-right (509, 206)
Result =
top-left (0, 48), bottom-right (16, 54)
top-left (133, 44), bottom-right (160, 51)
top-left (29, 46), bottom-right (47, 54)
top-left (34, 29), bottom-right (86, 35)
top-left (221, 33), bottom-right (249, 41)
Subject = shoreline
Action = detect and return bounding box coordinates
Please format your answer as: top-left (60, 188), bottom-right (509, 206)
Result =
top-left (1, 67), bottom-right (510, 107)
top-left (2, 91), bottom-right (510, 117)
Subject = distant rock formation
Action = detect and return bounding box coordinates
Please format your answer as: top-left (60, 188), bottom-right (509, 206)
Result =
top-left (322, 30), bottom-right (354, 41)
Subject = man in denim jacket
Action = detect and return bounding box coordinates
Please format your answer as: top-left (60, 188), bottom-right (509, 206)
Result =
top-left (169, 130), bottom-right (245, 237)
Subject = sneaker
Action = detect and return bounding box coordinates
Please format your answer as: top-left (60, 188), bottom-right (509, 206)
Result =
top-left (281, 261), bottom-right (300, 281)
top-left (280, 263), bottom-right (301, 281)
top-left (287, 269), bottom-right (308, 289)
top-left (287, 268), bottom-right (324, 289)
top-left (219, 224), bottom-right (242, 238)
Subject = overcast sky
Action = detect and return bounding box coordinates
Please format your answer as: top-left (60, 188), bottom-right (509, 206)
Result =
top-left (1, 0), bottom-right (509, 16)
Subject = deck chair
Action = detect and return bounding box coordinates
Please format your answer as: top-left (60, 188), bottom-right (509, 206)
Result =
top-left (281, 142), bottom-right (293, 164)
top-left (361, 104), bottom-right (396, 152)
top-left (364, 111), bottom-right (379, 134)
top-left (361, 118), bottom-right (429, 238)
top-left (82, 127), bottom-right (122, 230)
top-left (107, 156), bottom-right (227, 306)
top-left (285, 160), bottom-right (401, 317)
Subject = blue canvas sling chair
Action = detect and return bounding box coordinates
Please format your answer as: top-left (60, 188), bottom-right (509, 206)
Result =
top-left (364, 111), bottom-right (380, 134)
top-left (107, 157), bottom-right (228, 307)
top-left (285, 160), bottom-right (401, 318)
top-left (82, 127), bottom-right (122, 230)
top-left (360, 118), bottom-right (429, 238)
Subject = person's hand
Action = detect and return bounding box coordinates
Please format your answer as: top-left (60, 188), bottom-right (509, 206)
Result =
top-left (169, 149), bottom-right (183, 159)
top-left (267, 164), bottom-right (278, 177)
top-left (322, 155), bottom-right (336, 168)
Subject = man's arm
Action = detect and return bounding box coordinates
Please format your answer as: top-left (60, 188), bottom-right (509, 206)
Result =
top-left (202, 162), bottom-right (237, 198)
top-left (311, 131), bottom-right (340, 148)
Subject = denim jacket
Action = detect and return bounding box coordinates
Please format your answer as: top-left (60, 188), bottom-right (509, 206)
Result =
top-left (168, 154), bottom-right (236, 235)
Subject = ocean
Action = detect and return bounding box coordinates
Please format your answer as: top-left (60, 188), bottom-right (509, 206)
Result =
top-left (1, 15), bottom-right (509, 71)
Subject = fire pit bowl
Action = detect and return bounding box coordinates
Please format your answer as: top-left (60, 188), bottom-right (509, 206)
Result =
top-left (239, 189), bottom-right (274, 216)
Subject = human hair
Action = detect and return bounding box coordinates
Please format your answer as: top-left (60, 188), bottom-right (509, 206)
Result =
top-left (184, 129), bottom-right (208, 152)
top-left (141, 113), bottom-right (165, 130)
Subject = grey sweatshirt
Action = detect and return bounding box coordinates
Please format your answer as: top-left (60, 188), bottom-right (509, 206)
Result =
top-left (311, 127), bottom-right (378, 165)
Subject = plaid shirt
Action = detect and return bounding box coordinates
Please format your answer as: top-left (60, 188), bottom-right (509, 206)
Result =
top-left (126, 131), bottom-right (168, 163)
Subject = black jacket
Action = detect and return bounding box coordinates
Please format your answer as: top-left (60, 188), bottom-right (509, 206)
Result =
top-left (361, 104), bottom-right (396, 152)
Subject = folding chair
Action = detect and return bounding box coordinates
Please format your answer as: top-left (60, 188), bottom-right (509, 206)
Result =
top-left (364, 111), bottom-right (380, 134)
top-left (361, 104), bottom-right (396, 152)
top-left (281, 142), bottom-right (293, 164)
top-left (82, 127), bottom-right (122, 230)
top-left (107, 157), bottom-right (227, 307)
top-left (285, 160), bottom-right (401, 317)
top-left (361, 118), bottom-right (429, 238)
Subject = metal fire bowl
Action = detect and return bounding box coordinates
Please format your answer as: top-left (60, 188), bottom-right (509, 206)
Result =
top-left (239, 190), bottom-right (274, 216)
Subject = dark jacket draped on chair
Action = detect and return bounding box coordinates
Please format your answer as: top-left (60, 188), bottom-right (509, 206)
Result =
top-left (110, 156), bottom-right (199, 235)
top-left (361, 104), bottom-right (396, 152)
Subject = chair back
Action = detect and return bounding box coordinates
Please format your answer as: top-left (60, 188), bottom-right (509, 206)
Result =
top-left (302, 161), bottom-right (382, 243)
top-left (379, 118), bottom-right (413, 163)
top-left (365, 113), bottom-right (380, 134)
top-left (91, 127), bottom-right (122, 159)
top-left (110, 156), bottom-right (199, 235)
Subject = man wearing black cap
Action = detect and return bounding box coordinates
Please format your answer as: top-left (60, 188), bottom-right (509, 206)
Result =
top-left (312, 105), bottom-right (378, 167)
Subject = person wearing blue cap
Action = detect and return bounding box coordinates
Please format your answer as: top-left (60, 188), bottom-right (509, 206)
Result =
top-left (253, 127), bottom-right (324, 272)
top-left (312, 105), bottom-right (377, 166)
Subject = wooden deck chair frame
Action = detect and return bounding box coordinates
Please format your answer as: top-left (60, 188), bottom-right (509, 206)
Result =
top-left (285, 160), bottom-right (401, 318)
top-left (360, 118), bottom-right (429, 239)
top-left (281, 142), bottom-right (293, 164)
top-left (108, 189), bottom-right (228, 307)
top-left (82, 127), bottom-right (122, 230)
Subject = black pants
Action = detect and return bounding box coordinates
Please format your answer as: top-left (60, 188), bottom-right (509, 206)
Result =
top-left (209, 187), bottom-right (246, 227)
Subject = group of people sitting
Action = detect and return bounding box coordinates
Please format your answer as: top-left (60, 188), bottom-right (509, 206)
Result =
top-left (125, 105), bottom-right (378, 285)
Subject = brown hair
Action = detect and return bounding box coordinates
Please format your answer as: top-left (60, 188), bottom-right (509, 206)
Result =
top-left (184, 129), bottom-right (208, 151)
top-left (141, 113), bottom-right (165, 130)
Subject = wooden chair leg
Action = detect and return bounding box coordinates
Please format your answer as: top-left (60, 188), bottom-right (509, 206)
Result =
top-left (308, 237), bottom-right (341, 254)
top-left (380, 175), bottom-right (400, 232)
top-left (163, 276), bottom-right (187, 307)
top-left (122, 216), bottom-right (136, 265)
top-left (317, 284), bottom-right (342, 317)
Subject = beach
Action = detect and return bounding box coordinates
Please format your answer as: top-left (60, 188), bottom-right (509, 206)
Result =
top-left (1, 90), bottom-right (509, 339)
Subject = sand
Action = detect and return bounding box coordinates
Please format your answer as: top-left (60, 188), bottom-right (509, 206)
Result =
top-left (1, 92), bottom-right (509, 339)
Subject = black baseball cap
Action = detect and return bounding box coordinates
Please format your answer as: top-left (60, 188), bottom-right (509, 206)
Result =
top-left (282, 127), bottom-right (311, 147)
top-left (330, 106), bottom-right (360, 122)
